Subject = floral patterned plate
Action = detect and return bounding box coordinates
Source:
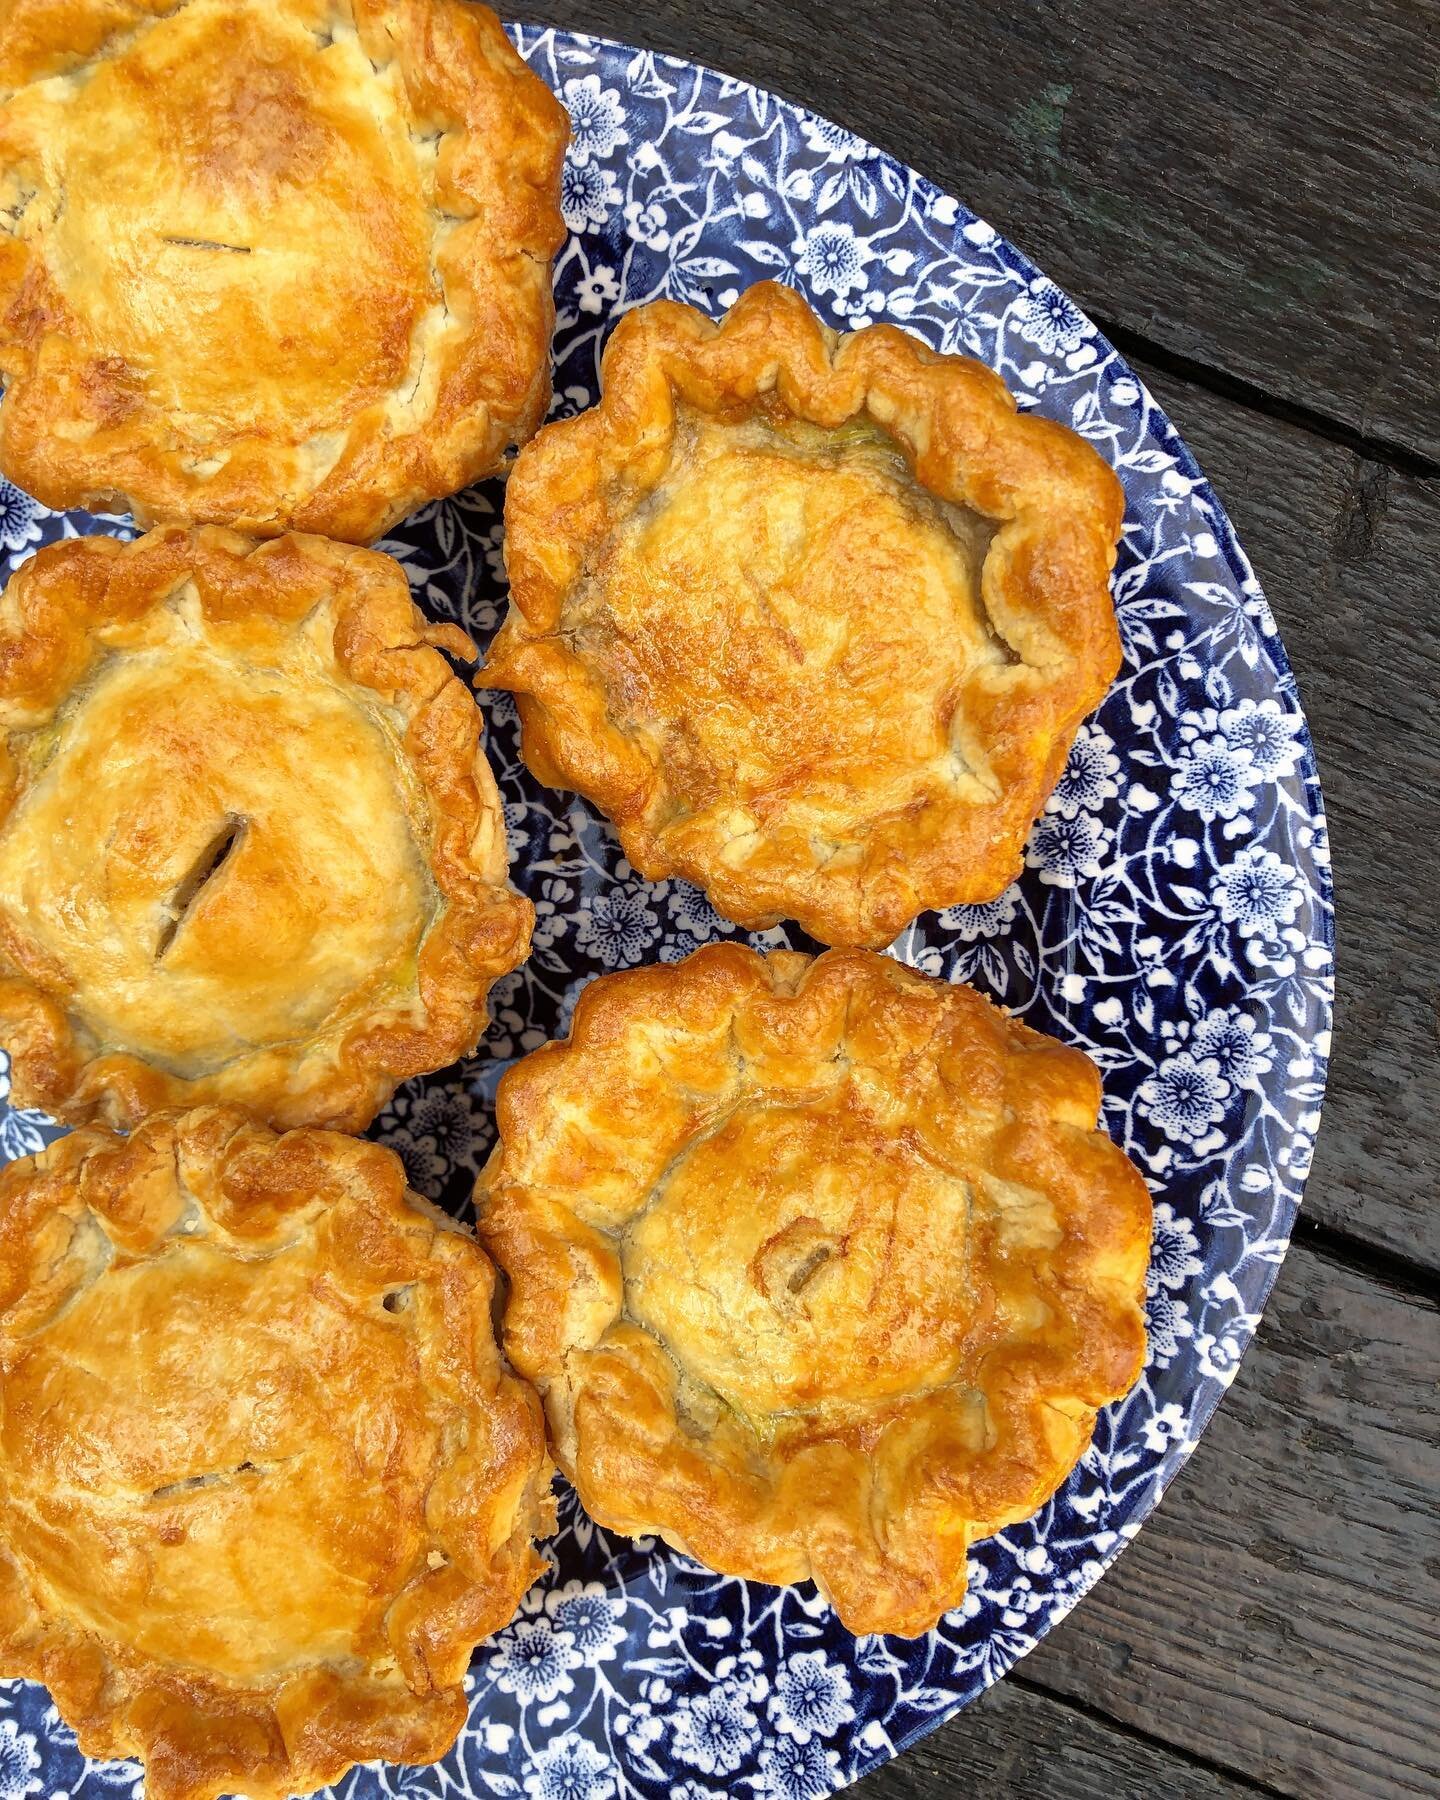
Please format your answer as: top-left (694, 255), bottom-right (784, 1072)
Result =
top-left (0, 26), bottom-right (1334, 1800)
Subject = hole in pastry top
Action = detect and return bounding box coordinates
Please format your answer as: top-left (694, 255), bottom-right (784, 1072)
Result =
top-left (484, 282), bottom-right (1126, 948)
top-left (622, 1091), bottom-right (984, 1420)
top-left (154, 813), bottom-right (248, 961)
top-left (0, 0), bottom-right (568, 541)
top-left (477, 943), bottom-right (1153, 1638)
top-left (0, 1108), bottom-right (555, 1800)
top-left (0, 526), bottom-right (533, 1131)
top-left (0, 641), bottom-right (432, 1073)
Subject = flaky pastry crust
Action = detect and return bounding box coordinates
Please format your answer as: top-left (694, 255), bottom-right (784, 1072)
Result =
top-left (0, 525), bottom-right (532, 1130)
top-left (479, 944), bottom-right (1151, 1638)
top-left (482, 283), bottom-right (1125, 947)
top-left (0, 0), bottom-right (567, 541)
top-left (0, 1108), bottom-right (555, 1800)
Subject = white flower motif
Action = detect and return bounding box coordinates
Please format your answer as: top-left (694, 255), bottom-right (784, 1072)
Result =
top-left (794, 220), bottom-right (873, 299)
top-left (576, 265), bottom-right (621, 316)
top-left (544, 1578), bottom-right (628, 1662)
top-left (936, 886), bottom-right (1019, 941)
top-left (757, 1735), bottom-right (842, 1799)
top-left (562, 74), bottom-right (629, 165)
top-left (381, 1126), bottom-right (447, 1199)
top-left (1195, 1323), bottom-right (1249, 1382)
top-left (560, 155), bottom-right (621, 230)
top-left (1148, 1200), bottom-right (1203, 1292)
top-left (576, 885), bottom-right (662, 966)
top-left (1278, 1123), bottom-right (1317, 1183)
top-left (1013, 276), bottom-right (1090, 355)
top-left (613, 1699), bottom-right (664, 1753)
top-left (523, 1733), bottom-right (615, 1800)
top-left (671, 1683), bottom-right (760, 1775)
top-left (672, 1785), bottom-right (727, 1800)
top-left (1212, 846), bottom-right (1303, 941)
top-left (549, 383), bottom-right (594, 421)
top-left (1189, 1006), bottom-right (1273, 1092)
top-left (623, 197), bottom-right (671, 251)
top-left (1218, 696), bottom-right (1304, 778)
top-left (669, 880), bottom-right (727, 939)
top-left (503, 798), bottom-right (532, 856)
top-left (1171, 733), bottom-right (1261, 821)
top-left (0, 1106), bottom-right (49, 1162)
top-left (488, 1617), bottom-right (583, 1703)
top-left (1145, 1285), bottom-right (1194, 1366)
top-left (1024, 811), bottom-right (1112, 888)
top-left (1140, 1400), bottom-right (1189, 1453)
top-left (1299, 813), bottom-right (1330, 870)
top-left (798, 113), bottom-right (867, 161)
top-left (768, 1650), bottom-right (854, 1742)
top-left (1048, 723), bottom-right (1121, 819)
top-left (406, 1088), bottom-right (483, 1163)
top-left (1137, 1050), bottom-right (1230, 1145)
top-left (531, 874), bottom-right (576, 954)
top-left (0, 1720), bottom-right (41, 1799)
top-left (0, 480), bottom-right (42, 555)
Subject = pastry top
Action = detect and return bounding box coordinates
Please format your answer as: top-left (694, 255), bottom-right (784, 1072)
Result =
top-left (0, 525), bottom-right (532, 1131)
top-left (483, 283), bottom-right (1125, 948)
top-left (480, 944), bottom-right (1151, 1638)
top-left (0, 0), bottom-right (567, 541)
top-left (0, 1108), bottom-right (555, 1800)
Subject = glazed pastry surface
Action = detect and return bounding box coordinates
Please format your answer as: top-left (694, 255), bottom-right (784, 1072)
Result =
top-left (0, 1109), bottom-right (555, 1800)
top-left (0, 0), bottom-right (568, 539)
top-left (485, 283), bottom-right (1125, 945)
top-left (0, 526), bottom-right (532, 1129)
top-left (480, 944), bottom-right (1152, 1636)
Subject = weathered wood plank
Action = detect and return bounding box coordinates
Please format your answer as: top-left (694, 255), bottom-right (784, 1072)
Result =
top-left (532, 0), bottom-right (1440, 460)
top-left (1126, 356), bottom-right (1440, 1273)
top-left (1015, 1242), bottom-right (1440, 1796)
top-left (857, 1674), bottom-right (1268, 1798)
top-left (531, 0), bottom-right (1440, 1270)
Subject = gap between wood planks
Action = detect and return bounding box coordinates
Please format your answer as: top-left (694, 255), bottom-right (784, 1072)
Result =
top-left (1297, 1220), bottom-right (1439, 1307)
top-left (1094, 316), bottom-right (1440, 483)
top-left (1008, 1674), bottom-right (1293, 1798)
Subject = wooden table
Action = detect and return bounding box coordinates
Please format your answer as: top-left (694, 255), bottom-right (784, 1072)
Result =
top-left (529, 4), bottom-right (1440, 1793)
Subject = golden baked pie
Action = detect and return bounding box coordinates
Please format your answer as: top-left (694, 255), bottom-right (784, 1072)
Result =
top-left (479, 944), bottom-right (1151, 1638)
top-left (0, 525), bottom-right (532, 1130)
top-left (482, 282), bottom-right (1125, 948)
top-left (0, 1107), bottom-right (554, 1800)
top-left (0, 0), bottom-right (567, 541)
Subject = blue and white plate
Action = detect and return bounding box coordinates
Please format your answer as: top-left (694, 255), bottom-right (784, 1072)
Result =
top-left (0, 28), bottom-right (1334, 1800)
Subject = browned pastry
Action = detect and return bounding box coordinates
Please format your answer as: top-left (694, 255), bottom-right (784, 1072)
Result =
top-left (479, 943), bottom-right (1151, 1638)
top-left (0, 0), bottom-right (567, 541)
top-left (0, 1107), bottom-right (555, 1800)
top-left (481, 282), bottom-right (1126, 947)
top-left (0, 525), bottom-right (532, 1130)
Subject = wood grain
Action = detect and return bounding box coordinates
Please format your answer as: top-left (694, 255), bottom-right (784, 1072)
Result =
top-left (1016, 1241), bottom-right (1440, 1797)
top-left (523, 7), bottom-right (1437, 1795)
top-left (528, 0), bottom-right (1440, 1267)
top-left (859, 1240), bottom-right (1439, 1798)
top-left (527, 0), bottom-right (1440, 463)
top-left (858, 1674), bottom-right (1270, 1797)
top-left (861, 364), bottom-right (1440, 1798)
top-left (1126, 358), bottom-right (1440, 1274)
